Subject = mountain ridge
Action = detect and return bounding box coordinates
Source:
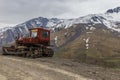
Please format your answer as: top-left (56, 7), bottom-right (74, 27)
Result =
top-left (0, 6), bottom-right (120, 45)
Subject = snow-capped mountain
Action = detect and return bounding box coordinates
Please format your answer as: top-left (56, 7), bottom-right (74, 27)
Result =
top-left (0, 6), bottom-right (120, 45)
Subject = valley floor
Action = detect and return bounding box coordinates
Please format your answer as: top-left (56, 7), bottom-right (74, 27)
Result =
top-left (0, 55), bottom-right (119, 80)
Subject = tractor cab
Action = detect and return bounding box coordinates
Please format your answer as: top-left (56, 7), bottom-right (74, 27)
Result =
top-left (30, 28), bottom-right (50, 45)
top-left (30, 28), bottom-right (49, 38)
top-left (18, 27), bottom-right (50, 46)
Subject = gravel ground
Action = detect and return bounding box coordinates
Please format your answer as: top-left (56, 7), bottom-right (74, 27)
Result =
top-left (0, 55), bottom-right (119, 80)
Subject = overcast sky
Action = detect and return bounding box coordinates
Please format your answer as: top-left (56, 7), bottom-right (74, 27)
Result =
top-left (0, 0), bottom-right (120, 28)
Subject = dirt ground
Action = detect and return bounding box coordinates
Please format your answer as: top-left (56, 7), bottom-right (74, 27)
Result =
top-left (0, 55), bottom-right (119, 80)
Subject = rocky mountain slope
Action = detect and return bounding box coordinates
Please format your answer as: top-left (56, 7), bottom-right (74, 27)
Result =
top-left (53, 23), bottom-right (120, 67)
top-left (0, 6), bottom-right (120, 45)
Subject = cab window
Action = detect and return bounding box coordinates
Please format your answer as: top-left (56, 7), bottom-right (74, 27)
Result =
top-left (31, 29), bottom-right (38, 38)
top-left (41, 30), bottom-right (49, 38)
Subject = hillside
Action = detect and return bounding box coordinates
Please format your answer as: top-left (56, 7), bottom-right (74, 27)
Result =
top-left (52, 24), bottom-right (120, 67)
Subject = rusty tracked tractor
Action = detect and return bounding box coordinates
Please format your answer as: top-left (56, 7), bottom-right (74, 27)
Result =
top-left (2, 27), bottom-right (54, 58)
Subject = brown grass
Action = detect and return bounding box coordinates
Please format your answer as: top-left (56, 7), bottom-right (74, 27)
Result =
top-left (54, 24), bottom-right (120, 68)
